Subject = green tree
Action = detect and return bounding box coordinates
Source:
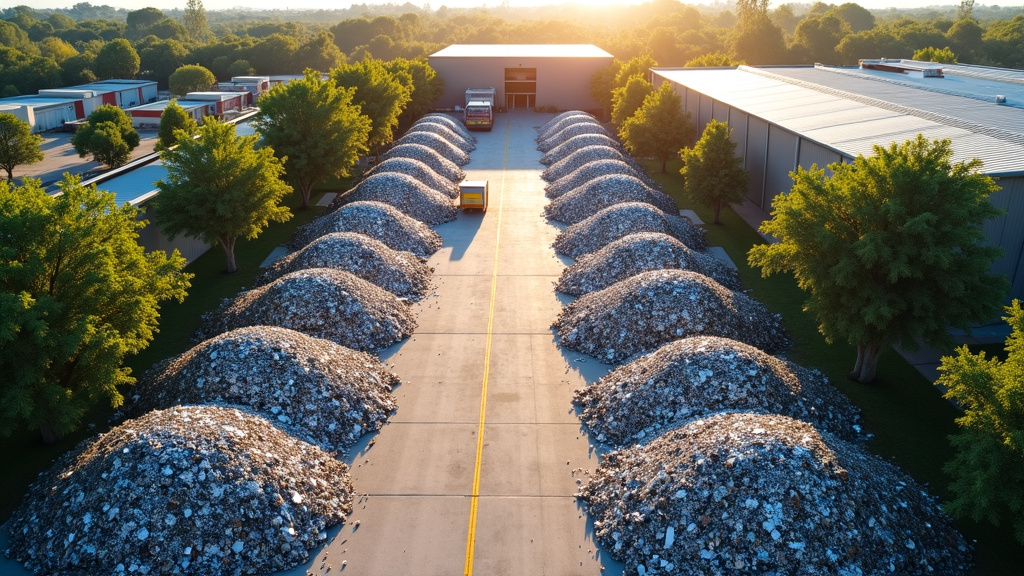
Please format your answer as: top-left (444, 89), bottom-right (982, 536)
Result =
top-left (70, 104), bottom-right (140, 168)
top-left (913, 46), bottom-right (957, 63)
top-left (685, 53), bottom-right (737, 67)
top-left (0, 113), bottom-right (44, 180)
top-left (826, 2), bottom-right (875, 33)
top-left (37, 36), bottom-right (77, 64)
top-left (732, 0), bottom-right (788, 65)
top-left (182, 0), bottom-right (212, 44)
top-left (93, 38), bottom-right (139, 79)
top-left (610, 75), bottom-right (653, 128)
top-left (946, 19), bottom-right (983, 62)
top-left (749, 136), bottom-right (1008, 383)
top-left (169, 63), bottom-right (216, 96)
top-left (679, 119), bottom-right (748, 223)
top-left (226, 59), bottom-right (254, 78)
top-left (294, 31), bottom-right (346, 73)
top-left (331, 57), bottom-right (411, 156)
top-left (383, 57), bottom-right (443, 126)
top-left (936, 300), bottom-right (1024, 545)
top-left (138, 37), bottom-right (187, 87)
top-left (590, 60), bottom-right (621, 120)
top-left (619, 81), bottom-right (695, 173)
top-left (125, 7), bottom-right (165, 40)
top-left (156, 119), bottom-right (292, 273)
top-left (791, 14), bottom-right (849, 64)
top-left (0, 175), bottom-right (190, 442)
top-left (155, 99), bottom-right (198, 151)
top-left (253, 69), bottom-right (371, 209)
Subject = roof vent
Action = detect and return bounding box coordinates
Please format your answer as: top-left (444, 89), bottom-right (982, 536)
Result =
top-left (996, 95), bottom-right (1007, 104)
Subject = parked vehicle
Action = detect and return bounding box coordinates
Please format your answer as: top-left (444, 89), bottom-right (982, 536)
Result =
top-left (464, 88), bottom-right (495, 131)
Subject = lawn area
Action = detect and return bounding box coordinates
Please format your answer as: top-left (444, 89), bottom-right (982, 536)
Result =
top-left (0, 185), bottom-right (337, 525)
top-left (647, 158), bottom-right (1024, 575)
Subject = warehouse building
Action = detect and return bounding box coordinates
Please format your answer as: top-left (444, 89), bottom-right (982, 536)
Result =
top-left (428, 44), bottom-right (613, 113)
top-left (39, 79), bottom-right (158, 114)
top-left (653, 61), bottom-right (1024, 300)
top-left (0, 95), bottom-right (80, 132)
top-left (127, 99), bottom-right (210, 129)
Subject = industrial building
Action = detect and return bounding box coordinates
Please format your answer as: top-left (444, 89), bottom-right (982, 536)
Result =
top-left (127, 99), bottom-right (209, 129)
top-left (0, 95), bottom-right (81, 132)
top-left (428, 44), bottom-right (613, 113)
top-left (653, 61), bottom-right (1024, 300)
top-left (0, 79), bottom-right (159, 132)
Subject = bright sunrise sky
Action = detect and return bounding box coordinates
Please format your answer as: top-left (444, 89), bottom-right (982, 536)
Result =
top-left (27, 1), bottom-right (964, 12)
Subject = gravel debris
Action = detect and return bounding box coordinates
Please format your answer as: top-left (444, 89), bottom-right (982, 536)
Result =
top-left (537, 122), bottom-right (611, 153)
top-left (543, 174), bottom-right (679, 225)
top-left (574, 336), bottom-right (861, 446)
top-left (197, 268), bottom-right (416, 352)
top-left (255, 232), bottom-right (432, 302)
top-left (554, 269), bottom-right (790, 363)
top-left (546, 159), bottom-right (653, 199)
top-left (553, 202), bottom-right (706, 258)
top-left (363, 157), bottom-right (460, 199)
top-left (540, 134), bottom-right (625, 165)
top-left (541, 146), bottom-right (632, 182)
top-left (382, 143), bottom-right (465, 182)
top-left (421, 113), bottom-right (475, 142)
top-left (557, 232), bottom-right (739, 295)
top-left (405, 121), bottom-right (476, 153)
top-left (327, 172), bottom-right (457, 226)
top-left (391, 131), bottom-right (471, 165)
top-left (578, 411), bottom-right (972, 576)
top-left (537, 111), bottom-right (597, 136)
top-left (290, 201), bottom-right (442, 258)
top-left (6, 404), bottom-right (353, 576)
top-left (124, 326), bottom-right (398, 452)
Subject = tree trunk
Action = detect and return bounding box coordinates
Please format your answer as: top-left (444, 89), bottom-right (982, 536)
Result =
top-left (299, 182), bottom-right (313, 210)
top-left (849, 343), bottom-right (883, 383)
top-left (219, 235), bottom-right (238, 273)
top-left (660, 156), bottom-right (668, 173)
top-left (40, 422), bottom-right (60, 444)
top-left (4, 167), bottom-right (12, 180)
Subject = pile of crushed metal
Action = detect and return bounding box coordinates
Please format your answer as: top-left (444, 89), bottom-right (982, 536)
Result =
top-left (291, 201), bottom-right (442, 258)
top-left (393, 130), bottom-right (473, 163)
top-left (197, 268), bottom-right (416, 351)
top-left (384, 142), bottom-right (466, 181)
top-left (6, 405), bottom-right (353, 576)
top-left (536, 111), bottom-right (973, 576)
top-left (125, 326), bottom-right (399, 452)
top-left (362, 157), bottom-right (459, 199)
top-left (330, 172), bottom-right (457, 225)
top-left (578, 412), bottom-right (972, 576)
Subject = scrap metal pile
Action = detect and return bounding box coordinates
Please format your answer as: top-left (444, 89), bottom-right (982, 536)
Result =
top-left (537, 111), bottom-right (972, 576)
top-left (6, 114), bottom-right (475, 576)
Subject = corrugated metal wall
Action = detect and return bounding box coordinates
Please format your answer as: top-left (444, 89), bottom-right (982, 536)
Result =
top-left (712, 99), bottom-right (729, 123)
top-left (137, 207), bottom-right (211, 264)
top-left (729, 109), bottom-right (749, 164)
top-left (745, 116), bottom-right (769, 207)
top-left (765, 127), bottom-right (798, 208)
top-left (797, 140), bottom-right (842, 171)
top-left (985, 177), bottom-right (1024, 301)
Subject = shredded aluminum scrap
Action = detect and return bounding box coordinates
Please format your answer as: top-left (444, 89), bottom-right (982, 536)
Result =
top-left (197, 268), bottom-right (416, 352)
top-left (329, 172), bottom-right (457, 225)
top-left (574, 336), bottom-right (861, 447)
top-left (541, 146), bottom-right (633, 182)
top-left (6, 405), bottom-right (353, 576)
top-left (123, 326), bottom-right (398, 453)
top-left (290, 201), bottom-right (442, 258)
top-left (537, 122), bottom-right (611, 152)
top-left (546, 159), bottom-right (657, 199)
top-left (540, 133), bottom-right (625, 165)
top-left (404, 122), bottom-right (476, 153)
top-left (553, 269), bottom-right (790, 363)
top-left (362, 157), bottom-right (460, 199)
top-left (537, 111), bottom-right (597, 137)
top-left (421, 113), bottom-right (475, 142)
top-left (256, 232), bottom-right (432, 301)
top-left (578, 412), bottom-right (972, 576)
top-left (382, 143), bottom-right (465, 182)
top-left (553, 202), bottom-right (706, 258)
top-left (557, 232), bottom-right (739, 295)
top-left (543, 174), bottom-right (679, 225)
top-left (391, 131), bottom-right (471, 165)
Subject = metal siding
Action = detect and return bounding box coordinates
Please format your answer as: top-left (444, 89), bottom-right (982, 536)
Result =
top-left (797, 140), bottom-right (841, 171)
top-left (685, 89), bottom-right (699, 118)
top-left (698, 94), bottom-right (712, 134)
top-left (746, 116), bottom-right (769, 207)
top-left (712, 99), bottom-right (729, 123)
top-left (729, 109), bottom-right (748, 164)
top-left (985, 178), bottom-right (1024, 301)
top-left (765, 126), bottom-right (798, 208)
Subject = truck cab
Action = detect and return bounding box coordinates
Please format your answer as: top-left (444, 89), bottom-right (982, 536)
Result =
top-left (464, 100), bottom-right (494, 131)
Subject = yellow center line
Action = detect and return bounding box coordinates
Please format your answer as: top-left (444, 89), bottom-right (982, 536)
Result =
top-left (463, 114), bottom-right (510, 576)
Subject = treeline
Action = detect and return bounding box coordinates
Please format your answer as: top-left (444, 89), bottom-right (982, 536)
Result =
top-left (2, 1), bottom-right (1024, 97)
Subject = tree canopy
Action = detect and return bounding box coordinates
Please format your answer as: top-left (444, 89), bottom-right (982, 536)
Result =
top-left (619, 81), bottom-right (694, 172)
top-left (253, 69), bottom-right (372, 209)
top-left (0, 113), bottom-right (43, 180)
top-left (168, 63), bottom-right (216, 96)
top-left (936, 300), bottom-right (1024, 545)
top-left (93, 38), bottom-right (139, 79)
top-left (331, 57), bottom-right (411, 155)
top-left (156, 119), bottom-right (292, 273)
top-left (610, 74), bottom-right (653, 128)
top-left (155, 98), bottom-right (198, 151)
top-left (679, 119), bottom-right (747, 222)
top-left (749, 135), bottom-right (1008, 383)
top-left (70, 104), bottom-right (140, 168)
top-left (0, 175), bottom-right (190, 442)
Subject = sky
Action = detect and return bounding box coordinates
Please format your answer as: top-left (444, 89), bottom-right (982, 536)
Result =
top-left (27, 1), bottom-right (965, 12)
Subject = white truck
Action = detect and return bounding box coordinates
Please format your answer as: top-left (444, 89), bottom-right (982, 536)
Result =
top-left (464, 88), bottom-right (496, 131)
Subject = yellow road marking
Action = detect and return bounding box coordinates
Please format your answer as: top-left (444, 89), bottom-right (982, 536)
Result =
top-left (463, 116), bottom-right (510, 576)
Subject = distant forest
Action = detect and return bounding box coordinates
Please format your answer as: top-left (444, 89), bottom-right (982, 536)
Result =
top-left (2, 1), bottom-right (1024, 95)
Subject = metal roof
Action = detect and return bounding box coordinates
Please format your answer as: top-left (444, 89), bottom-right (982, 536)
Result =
top-left (0, 95), bottom-right (79, 108)
top-left (652, 66), bottom-right (1024, 176)
top-left (430, 44), bottom-right (612, 59)
top-left (127, 99), bottom-right (208, 112)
